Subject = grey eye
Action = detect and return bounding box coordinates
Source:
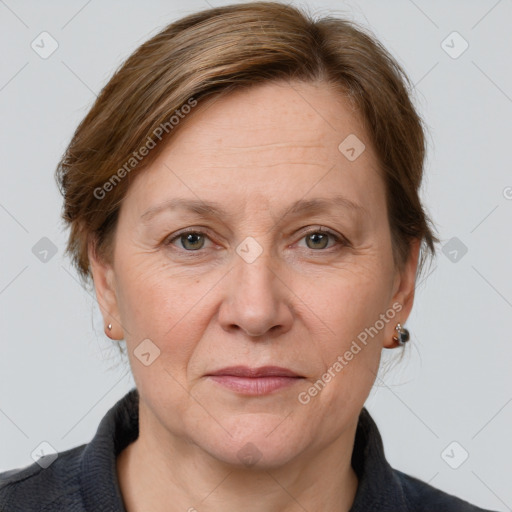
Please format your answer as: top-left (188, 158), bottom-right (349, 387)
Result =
top-left (179, 232), bottom-right (206, 250)
top-left (305, 232), bottom-right (330, 250)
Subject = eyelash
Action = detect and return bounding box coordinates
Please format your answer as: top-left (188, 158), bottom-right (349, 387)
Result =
top-left (164, 227), bottom-right (349, 254)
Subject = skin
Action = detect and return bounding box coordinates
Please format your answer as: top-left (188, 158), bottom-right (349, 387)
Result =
top-left (89, 80), bottom-right (420, 512)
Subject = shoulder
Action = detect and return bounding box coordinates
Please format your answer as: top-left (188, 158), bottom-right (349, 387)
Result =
top-left (395, 469), bottom-right (499, 512)
top-left (0, 444), bottom-right (87, 512)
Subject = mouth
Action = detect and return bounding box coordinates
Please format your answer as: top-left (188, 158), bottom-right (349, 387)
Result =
top-left (206, 366), bottom-right (305, 395)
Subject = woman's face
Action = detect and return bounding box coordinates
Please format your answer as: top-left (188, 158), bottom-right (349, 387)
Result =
top-left (91, 80), bottom-right (419, 468)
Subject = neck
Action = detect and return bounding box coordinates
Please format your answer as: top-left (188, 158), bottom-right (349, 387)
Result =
top-left (117, 409), bottom-right (359, 512)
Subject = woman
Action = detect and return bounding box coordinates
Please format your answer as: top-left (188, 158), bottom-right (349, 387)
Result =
top-left (0, 2), bottom-right (498, 511)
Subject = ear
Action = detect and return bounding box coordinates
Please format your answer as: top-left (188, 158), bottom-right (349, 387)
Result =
top-left (383, 238), bottom-right (421, 349)
top-left (88, 238), bottom-right (124, 340)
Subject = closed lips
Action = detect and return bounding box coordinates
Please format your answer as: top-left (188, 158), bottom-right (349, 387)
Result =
top-left (206, 366), bottom-right (303, 378)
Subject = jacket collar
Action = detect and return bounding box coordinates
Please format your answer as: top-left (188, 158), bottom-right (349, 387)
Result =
top-left (349, 407), bottom-right (409, 510)
top-left (80, 388), bottom-right (139, 511)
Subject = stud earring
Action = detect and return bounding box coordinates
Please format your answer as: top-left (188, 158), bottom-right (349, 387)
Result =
top-left (393, 323), bottom-right (410, 345)
top-left (105, 323), bottom-right (114, 340)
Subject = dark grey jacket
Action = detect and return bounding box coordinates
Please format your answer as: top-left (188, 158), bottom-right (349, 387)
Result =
top-left (0, 388), bottom-right (498, 511)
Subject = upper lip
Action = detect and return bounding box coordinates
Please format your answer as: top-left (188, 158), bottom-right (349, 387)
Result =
top-left (207, 366), bottom-right (302, 378)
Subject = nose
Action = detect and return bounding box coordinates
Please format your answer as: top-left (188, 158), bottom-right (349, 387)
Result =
top-left (217, 246), bottom-right (294, 339)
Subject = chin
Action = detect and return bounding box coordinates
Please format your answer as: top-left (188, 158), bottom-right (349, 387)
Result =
top-left (208, 442), bottom-right (303, 471)
top-left (195, 417), bottom-right (310, 469)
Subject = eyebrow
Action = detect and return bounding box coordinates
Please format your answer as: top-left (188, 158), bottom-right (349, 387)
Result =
top-left (140, 194), bottom-right (368, 223)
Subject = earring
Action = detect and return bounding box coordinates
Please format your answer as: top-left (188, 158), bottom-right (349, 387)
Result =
top-left (393, 322), bottom-right (410, 346)
top-left (108, 324), bottom-right (112, 331)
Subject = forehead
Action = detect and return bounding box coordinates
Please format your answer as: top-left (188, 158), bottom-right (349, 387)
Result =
top-left (123, 80), bottom-right (384, 220)
top-left (165, 80), bottom-right (368, 158)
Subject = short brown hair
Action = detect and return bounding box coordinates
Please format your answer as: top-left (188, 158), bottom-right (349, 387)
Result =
top-left (55, 1), bottom-right (438, 291)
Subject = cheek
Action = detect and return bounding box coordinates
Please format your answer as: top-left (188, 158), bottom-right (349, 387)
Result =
top-left (292, 260), bottom-right (392, 401)
top-left (295, 272), bottom-right (389, 424)
top-left (296, 260), bottom-right (392, 343)
top-left (114, 254), bottom-right (213, 369)
top-left (115, 261), bottom-right (205, 419)
top-left (112, 258), bottom-right (182, 357)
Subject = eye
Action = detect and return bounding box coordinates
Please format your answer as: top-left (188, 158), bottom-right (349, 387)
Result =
top-left (166, 230), bottom-right (210, 251)
top-left (297, 227), bottom-right (346, 251)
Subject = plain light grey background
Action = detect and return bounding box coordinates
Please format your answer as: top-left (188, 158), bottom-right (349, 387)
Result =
top-left (1, 0), bottom-right (511, 510)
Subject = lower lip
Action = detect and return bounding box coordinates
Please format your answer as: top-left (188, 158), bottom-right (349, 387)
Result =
top-left (208, 375), bottom-right (302, 395)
